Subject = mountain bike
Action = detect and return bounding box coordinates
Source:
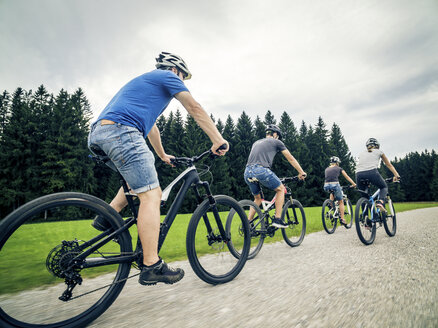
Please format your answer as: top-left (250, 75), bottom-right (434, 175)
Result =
top-left (355, 177), bottom-right (398, 245)
top-left (226, 176), bottom-right (306, 260)
top-left (321, 185), bottom-right (354, 234)
top-left (0, 147), bottom-right (250, 328)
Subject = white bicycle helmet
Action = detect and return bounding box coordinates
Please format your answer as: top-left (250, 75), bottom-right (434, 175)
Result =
top-left (329, 156), bottom-right (341, 164)
top-left (155, 52), bottom-right (192, 80)
top-left (366, 138), bottom-right (380, 149)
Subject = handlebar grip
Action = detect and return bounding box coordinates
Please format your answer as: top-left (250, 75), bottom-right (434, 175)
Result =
top-left (216, 143), bottom-right (228, 152)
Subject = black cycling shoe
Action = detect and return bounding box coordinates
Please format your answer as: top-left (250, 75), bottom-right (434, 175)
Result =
top-left (139, 259), bottom-right (184, 286)
top-left (91, 215), bottom-right (112, 231)
top-left (364, 218), bottom-right (373, 230)
top-left (272, 218), bottom-right (288, 229)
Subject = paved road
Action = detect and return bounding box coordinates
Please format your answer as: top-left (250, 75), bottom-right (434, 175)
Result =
top-left (88, 207), bottom-right (438, 328)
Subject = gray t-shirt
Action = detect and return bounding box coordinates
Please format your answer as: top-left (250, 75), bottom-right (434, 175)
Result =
top-left (324, 165), bottom-right (343, 183)
top-left (356, 149), bottom-right (384, 172)
top-left (246, 138), bottom-right (287, 168)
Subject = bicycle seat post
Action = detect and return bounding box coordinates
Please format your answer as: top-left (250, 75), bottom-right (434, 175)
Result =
top-left (120, 177), bottom-right (138, 218)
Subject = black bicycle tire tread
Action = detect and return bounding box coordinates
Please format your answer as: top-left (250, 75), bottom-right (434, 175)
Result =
top-left (0, 192), bottom-right (132, 328)
top-left (322, 199), bottom-right (337, 234)
top-left (239, 199), bottom-right (265, 260)
top-left (383, 199), bottom-right (397, 237)
top-left (281, 199), bottom-right (306, 247)
top-left (354, 198), bottom-right (376, 245)
top-left (186, 195), bottom-right (250, 285)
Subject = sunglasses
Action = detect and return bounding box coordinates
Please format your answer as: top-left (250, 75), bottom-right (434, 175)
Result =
top-left (177, 68), bottom-right (188, 80)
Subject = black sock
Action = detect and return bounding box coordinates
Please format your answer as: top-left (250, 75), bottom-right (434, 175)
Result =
top-left (144, 258), bottom-right (162, 268)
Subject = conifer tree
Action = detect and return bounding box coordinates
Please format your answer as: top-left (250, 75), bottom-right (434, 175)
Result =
top-left (210, 118), bottom-right (232, 196)
top-left (0, 91), bottom-right (10, 136)
top-left (216, 118), bottom-right (224, 134)
top-left (263, 110), bottom-right (276, 125)
top-left (234, 111), bottom-right (254, 200)
top-left (254, 116), bottom-right (266, 139)
top-left (0, 88), bottom-right (33, 214)
top-left (272, 111), bottom-right (300, 179)
top-left (431, 151), bottom-right (438, 200)
top-left (328, 123), bottom-right (355, 176)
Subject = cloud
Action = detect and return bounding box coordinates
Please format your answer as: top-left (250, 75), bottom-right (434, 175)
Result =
top-left (0, 0), bottom-right (437, 160)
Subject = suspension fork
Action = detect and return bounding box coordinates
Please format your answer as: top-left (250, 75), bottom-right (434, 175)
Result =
top-left (286, 195), bottom-right (299, 224)
top-left (195, 181), bottom-right (229, 243)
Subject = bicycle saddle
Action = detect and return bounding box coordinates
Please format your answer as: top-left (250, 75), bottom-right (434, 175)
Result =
top-left (89, 145), bottom-right (111, 165)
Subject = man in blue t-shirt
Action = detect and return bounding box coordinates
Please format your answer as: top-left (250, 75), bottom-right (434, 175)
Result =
top-left (244, 124), bottom-right (306, 228)
top-left (88, 52), bottom-right (228, 286)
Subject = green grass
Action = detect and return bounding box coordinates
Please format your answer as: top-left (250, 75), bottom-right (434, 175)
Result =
top-left (1, 202), bottom-right (436, 295)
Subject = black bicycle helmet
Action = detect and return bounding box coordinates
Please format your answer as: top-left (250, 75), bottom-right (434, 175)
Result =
top-left (265, 124), bottom-right (282, 139)
top-left (155, 51), bottom-right (192, 80)
top-left (329, 156), bottom-right (341, 164)
top-left (366, 137), bottom-right (380, 149)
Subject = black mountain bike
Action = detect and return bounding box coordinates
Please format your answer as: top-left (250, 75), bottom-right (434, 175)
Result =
top-left (355, 177), bottom-right (398, 245)
top-left (0, 148), bottom-right (250, 328)
top-left (321, 185), bottom-right (354, 234)
top-left (226, 177), bottom-right (306, 260)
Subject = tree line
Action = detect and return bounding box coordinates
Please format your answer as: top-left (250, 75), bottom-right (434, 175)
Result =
top-left (0, 86), bottom-right (437, 219)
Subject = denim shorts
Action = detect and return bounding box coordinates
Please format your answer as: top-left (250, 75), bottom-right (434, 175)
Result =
top-left (244, 164), bottom-right (281, 196)
top-left (88, 121), bottom-right (159, 194)
top-left (324, 183), bottom-right (343, 201)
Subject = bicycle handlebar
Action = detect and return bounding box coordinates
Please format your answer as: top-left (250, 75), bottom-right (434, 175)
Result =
top-left (280, 176), bottom-right (300, 183)
top-left (385, 177), bottom-right (401, 183)
top-left (171, 144), bottom-right (227, 167)
top-left (341, 185), bottom-right (356, 190)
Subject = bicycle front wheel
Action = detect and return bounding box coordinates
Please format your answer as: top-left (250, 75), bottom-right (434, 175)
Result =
top-left (0, 192), bottom-right (133, 328)
top-left (344, 198), bottom-right (354, 229)
top-left (383, 196), bottom-right (396, 237)
top-left (226, 200), bottom-right (266, 260)
top-left (322, 199), bottom-right (337, 234)
top-left (355, 198), bottom-right (376, 245)
top-left (281, 199), bottom-right (306, 247)
top-left (186, 195), bottom-right (250, 285)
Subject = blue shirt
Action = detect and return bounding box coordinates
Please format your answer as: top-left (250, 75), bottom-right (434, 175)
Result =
top-left (97, 69), bottom-right (189, 137)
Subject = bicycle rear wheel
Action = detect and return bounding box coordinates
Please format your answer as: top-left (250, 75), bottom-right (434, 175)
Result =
top-left (186, 195), bottom-right (250, 284)
top-left (355, 198), bottom-right (376, 245)
top-left (281, 199), bottom-right (306, 247)
top-left (383, 196), bottom-right (396, 237)
top-left (321, 199), bottom-right (337, 234)
top-left (344, 198), bottom-right (354, 229)
top-left (226, 200), bottom-right (265, 260)
top-left (0, 192), bottom-right (133, 328)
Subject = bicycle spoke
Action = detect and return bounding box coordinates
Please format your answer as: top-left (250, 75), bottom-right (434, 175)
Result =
top-left (0, 193), bottom-right (131, 327)
top-left (281, 199), bottom-right (306, 247)
top-left (187, 196), bottom-right (250, 284)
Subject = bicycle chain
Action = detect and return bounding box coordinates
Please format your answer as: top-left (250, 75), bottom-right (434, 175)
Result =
top-left (63, 251), bottom-right (142, 301)
top-left (66, 271), bottom-right (140, 301)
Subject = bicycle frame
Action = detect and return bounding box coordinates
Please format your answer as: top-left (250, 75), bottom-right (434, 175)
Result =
top-left (76, 163), bottom-right (218, 270)
top-left (326, 189), bottom-right (350, 219)
top-left (360, 188), bottom-right (392, 224)
top-left (254, 180), bottom-right (300, 225)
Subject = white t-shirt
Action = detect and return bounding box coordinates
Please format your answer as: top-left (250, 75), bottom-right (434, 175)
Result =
top-left (356, 149), bottom-right (384, 172)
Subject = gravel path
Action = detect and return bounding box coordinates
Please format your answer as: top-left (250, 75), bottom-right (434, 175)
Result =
top-left (87, 207), bottom-right (438, 328)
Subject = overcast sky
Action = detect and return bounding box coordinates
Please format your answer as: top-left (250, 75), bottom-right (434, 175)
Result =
top-left (1, 0), bottom-right (437, 160)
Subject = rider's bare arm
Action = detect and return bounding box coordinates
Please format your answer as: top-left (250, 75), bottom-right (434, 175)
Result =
top-left (281, 149), bottom-right (307, 179)
top-left (381, 153), bottom-right (400, 181)
top-left (147, 124), bottom-right (173, 165)
top-left (174, 91), bottom-right (228, 156)
top-left (341, 170), bottom-right (357, 187)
